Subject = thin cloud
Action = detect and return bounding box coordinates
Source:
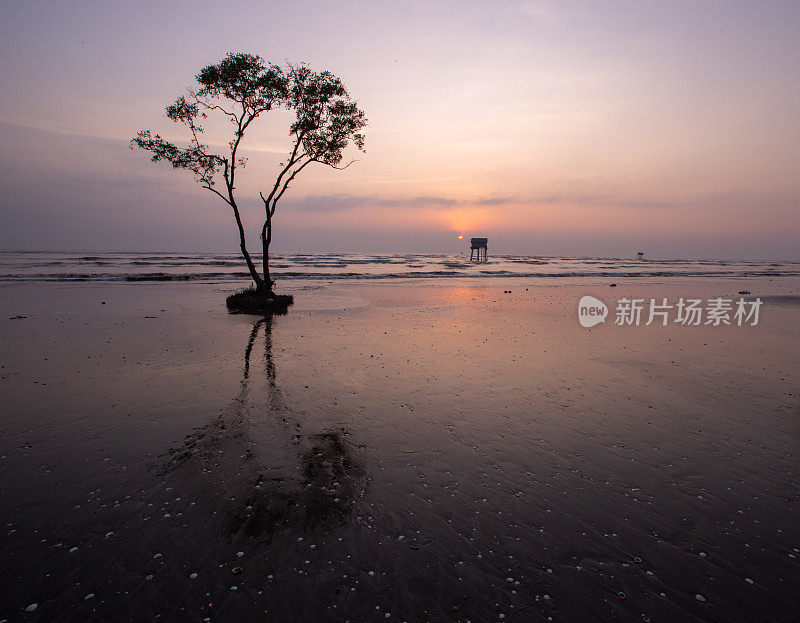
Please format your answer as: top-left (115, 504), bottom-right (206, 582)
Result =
top-left (283, 192), bottom-right (678, 213)
top-left (286, 194), bottom-right (515, 212)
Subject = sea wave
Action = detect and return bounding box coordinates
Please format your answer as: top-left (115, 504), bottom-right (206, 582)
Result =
top-left (1, 252), bottom-right (797, 283)
top-left (2, 269), bottom-right (798, 282)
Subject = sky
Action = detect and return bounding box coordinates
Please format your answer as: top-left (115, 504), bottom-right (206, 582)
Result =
top-left (0, 0), bottom-right (798, 258)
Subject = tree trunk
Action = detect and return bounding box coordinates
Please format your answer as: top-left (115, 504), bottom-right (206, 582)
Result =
top-left (230, 200), bottom-right (265, 291)
top-left (261, 208), bottom-right (274, 293)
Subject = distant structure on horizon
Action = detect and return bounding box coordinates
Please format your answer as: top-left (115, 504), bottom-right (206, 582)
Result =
top-left (470, 237), bottom-right (488, 262)
top-left (637, 251), bottom-right (644, 260)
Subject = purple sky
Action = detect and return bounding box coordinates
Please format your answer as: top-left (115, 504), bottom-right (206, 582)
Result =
top-left (1, 0), bottom-right (798, 258)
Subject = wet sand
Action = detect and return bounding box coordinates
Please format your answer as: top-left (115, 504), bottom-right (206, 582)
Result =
top-left (1, 278), bottom-right (798, 621)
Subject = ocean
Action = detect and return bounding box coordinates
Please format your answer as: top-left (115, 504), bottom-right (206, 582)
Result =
top-left (1, 251), bottom-right (797, 282)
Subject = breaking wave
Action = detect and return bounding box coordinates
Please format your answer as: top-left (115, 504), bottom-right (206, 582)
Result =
top-left (0, 252), bottom-right (797, 283)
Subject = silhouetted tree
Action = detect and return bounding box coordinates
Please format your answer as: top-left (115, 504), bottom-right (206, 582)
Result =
top-left (132, 53), bottom-right (366, 297)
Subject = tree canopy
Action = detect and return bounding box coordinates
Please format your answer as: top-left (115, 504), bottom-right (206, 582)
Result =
top-left (132, 52), bottom-right (366, 296)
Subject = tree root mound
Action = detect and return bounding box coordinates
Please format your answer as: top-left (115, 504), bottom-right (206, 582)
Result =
top-left (226, 288), bottom-right (293, 315)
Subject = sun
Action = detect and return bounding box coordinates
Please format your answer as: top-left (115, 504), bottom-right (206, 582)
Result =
top-left (458, 234), bottom-right (463, 239)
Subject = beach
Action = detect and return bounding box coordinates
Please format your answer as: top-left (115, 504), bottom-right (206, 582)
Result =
top-left (1, 275), bottom-right (798, 621)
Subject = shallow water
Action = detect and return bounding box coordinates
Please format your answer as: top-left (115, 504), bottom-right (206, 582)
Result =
top-left (1, 251), bottom-right (798, 283)
top-left (0, 280), bottom-right (798, 621)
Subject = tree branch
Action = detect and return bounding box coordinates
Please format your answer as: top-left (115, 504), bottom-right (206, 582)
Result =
top-left (271, 157), bottom-right (315, 214)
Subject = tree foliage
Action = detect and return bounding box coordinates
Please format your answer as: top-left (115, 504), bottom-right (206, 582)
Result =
top-left (132, 52), bottom-right (366, 294)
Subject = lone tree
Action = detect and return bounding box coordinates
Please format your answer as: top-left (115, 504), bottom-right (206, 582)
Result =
top-left (132, 52), bottom-right (366, 310)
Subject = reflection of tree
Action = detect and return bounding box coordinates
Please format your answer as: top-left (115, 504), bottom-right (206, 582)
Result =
top-left (157, 315), bottom-right (365, 540)
top-left (242, 316), bottom-right (276, 391)
top-left (227, 429), bottom-right (364, 537)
